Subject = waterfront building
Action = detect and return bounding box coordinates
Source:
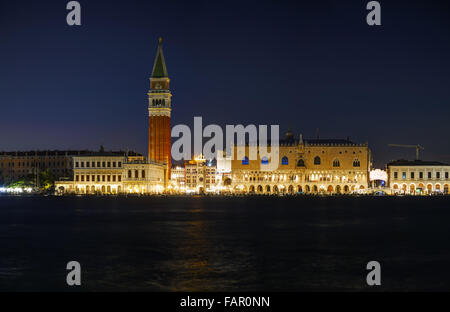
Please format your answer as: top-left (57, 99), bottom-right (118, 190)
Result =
top-left (123, 160), bottom-right (166, 194)
top-left (0, 150), bottom-right (95, 186)
top-left (387, 160), bottom-right (450, 195)
top-left (222, 132), bottom-right (372, 194)
top-left (184, 155), bottom-right (217, 193)
top-left (55, 151), bottom-right (166, 194)
top-left (169, 165), bottom-right (186, 192)
top-left (169, 156), bottom-right (219, 194)
top-left (148, 37), bottom-right (172, 180)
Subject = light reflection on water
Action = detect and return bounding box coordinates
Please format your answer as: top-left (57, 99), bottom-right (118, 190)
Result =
top-left (1, 196), bottom-right (450, 291)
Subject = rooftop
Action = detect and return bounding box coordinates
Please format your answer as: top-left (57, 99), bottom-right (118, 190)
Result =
top-left (0, 150), bottom-right (142, 157)
top-left (388, 159), bottom-right (450, 167)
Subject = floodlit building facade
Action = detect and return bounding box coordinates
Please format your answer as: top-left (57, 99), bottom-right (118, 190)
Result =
top-left (387, 160), bottom-right (450, 195)
top-left (55, 152), bottom-right (166, 195)
top-left (222, 132), bottom-right (372, 194)
top-left (187, 156), bottom-right (217, 193)
top-left (123, 160), bottom-right (166, 194)
top-left (169, 165), bottom-right (186, 192)
top-left (169, 156), bottom-right (219, 194)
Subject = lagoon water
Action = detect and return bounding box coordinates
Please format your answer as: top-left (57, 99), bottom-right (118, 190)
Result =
top-left (1, 195), bottom-right (450, 291)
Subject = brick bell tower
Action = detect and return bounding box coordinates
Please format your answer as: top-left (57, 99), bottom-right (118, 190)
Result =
top-left (148, 37), bottom-right (171, 179)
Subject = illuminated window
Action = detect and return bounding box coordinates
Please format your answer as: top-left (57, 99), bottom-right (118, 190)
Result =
top-left (314, 156), bottom-right (321, 165)
top-left (242, 157), bottom-right (249, 165)
top-left (402, 172), bottom-right (406, 179)
top-left (261, 157), bottom-right (269, 165)
top-left (281, 156), bottom-right (288, 165)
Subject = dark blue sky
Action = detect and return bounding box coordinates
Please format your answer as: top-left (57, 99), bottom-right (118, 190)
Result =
top-left (1, 0), bottom-right (449, 167)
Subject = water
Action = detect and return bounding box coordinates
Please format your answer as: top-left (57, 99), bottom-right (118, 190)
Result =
top-left (1, 195), bottom-right (450, 291)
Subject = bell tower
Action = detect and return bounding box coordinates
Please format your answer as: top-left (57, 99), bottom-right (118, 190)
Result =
top-left (148, 37), bottom-right (171, 178)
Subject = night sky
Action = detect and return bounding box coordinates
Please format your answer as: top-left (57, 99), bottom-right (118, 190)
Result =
top-left (1, 0), bottom-right (449, 167)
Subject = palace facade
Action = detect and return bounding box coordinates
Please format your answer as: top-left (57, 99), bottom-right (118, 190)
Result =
top-left (219, 132), bottom-right (372, 194)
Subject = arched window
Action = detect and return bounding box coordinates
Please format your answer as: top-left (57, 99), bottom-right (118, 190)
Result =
top-left (314, 156), bottom-right (321, 165)
top-left (142, 170), bottom-right (145, 178)
top-left (333, 159), bottom-right (340, 167)
top-left (128, 170), bottom-right (132, 178)
top-left (353, 159), bottom-right (360, 167)
top-left (242, 156), bottom-right (249, 165)
top-left (297, 159), bottom-right (305, 167)
top-left (135, 170), bottom-right (139, 178)
top-left (261, 157), bottom-right (269, 165)
top-left (281, 156), bottom-right (288, 165)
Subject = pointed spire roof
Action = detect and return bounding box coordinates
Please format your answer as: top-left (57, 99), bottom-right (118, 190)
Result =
top-left (151, 37), bottom-right (168, 78)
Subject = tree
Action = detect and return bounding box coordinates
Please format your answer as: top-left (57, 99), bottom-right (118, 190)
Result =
top-left (8, 177), bottom-right (35, 189)
top-left (39, 169), bottom-right (54, 190)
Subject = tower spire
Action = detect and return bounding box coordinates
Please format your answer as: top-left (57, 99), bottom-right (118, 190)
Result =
top-left (151, 37), bottom-right (168, 78)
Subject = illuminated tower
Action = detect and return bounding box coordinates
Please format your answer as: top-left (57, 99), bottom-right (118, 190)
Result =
top-left (148, 37), bottom-right (171, 178)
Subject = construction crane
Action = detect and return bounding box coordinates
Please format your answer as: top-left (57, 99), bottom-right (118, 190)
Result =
top-left (388, 144), bottom-right (424, 160)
